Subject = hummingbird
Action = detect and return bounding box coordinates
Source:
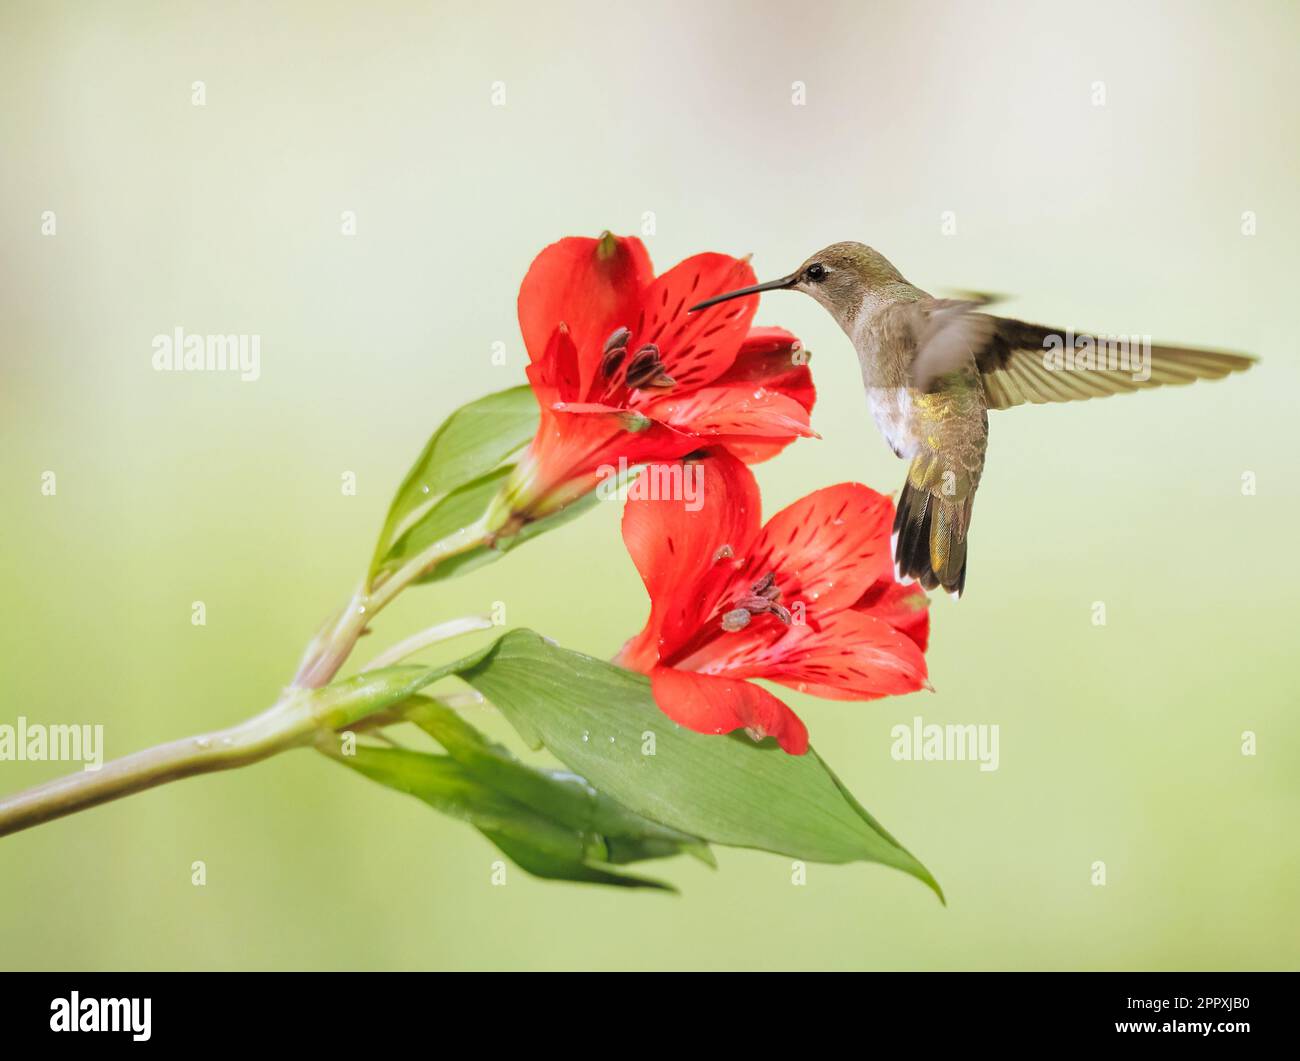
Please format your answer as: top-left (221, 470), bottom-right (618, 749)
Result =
top-left (691, 242), bottom-right (1255, 598)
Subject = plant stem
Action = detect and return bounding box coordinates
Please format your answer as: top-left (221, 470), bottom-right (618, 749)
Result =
top-left (291, 516), bottom-right (493, 689)
top-left (362, 615), bottom-right (494, 672)
top-left (0, 696), bottom-right (317, 838)
top-left (0, 518), bottom-right (498, 839)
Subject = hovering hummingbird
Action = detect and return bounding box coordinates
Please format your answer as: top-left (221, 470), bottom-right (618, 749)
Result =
top-left (692, 243), bottom-right (1255, 598)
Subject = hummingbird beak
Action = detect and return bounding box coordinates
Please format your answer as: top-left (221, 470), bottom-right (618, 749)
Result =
top-left (688, 272), bottom-right (800, 312)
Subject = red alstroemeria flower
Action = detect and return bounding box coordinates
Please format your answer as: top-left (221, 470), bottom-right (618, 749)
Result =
top-left (615, 450), bottom-right (931, 755)
top-left (492, 233), bottom-right (816, 528)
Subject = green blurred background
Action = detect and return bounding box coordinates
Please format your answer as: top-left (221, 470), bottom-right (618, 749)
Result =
top-left (2, 0), bottom-right (1297, 970)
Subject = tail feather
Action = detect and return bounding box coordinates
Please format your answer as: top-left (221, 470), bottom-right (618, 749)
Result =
top-left (893, 476), bottom-right (971, 599)
top-left (893, 486), bottom-right (930, 583)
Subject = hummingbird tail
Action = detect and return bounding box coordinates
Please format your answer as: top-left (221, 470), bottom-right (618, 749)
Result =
top-left (892, 476), bottom-right (970, 600)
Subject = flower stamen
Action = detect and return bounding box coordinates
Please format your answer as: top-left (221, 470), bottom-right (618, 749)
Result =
top-left (624, 344), bottom-right (676, 389)
top-left (720, 608), bottom-right (751, 632)
top-left (719, 570), bottom-right (792, 630)
top-left (600, 327), bottom-right (631, 378)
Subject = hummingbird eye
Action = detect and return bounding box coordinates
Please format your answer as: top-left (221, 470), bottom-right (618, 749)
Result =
top-left (806, 263), bottom-right (827, 282)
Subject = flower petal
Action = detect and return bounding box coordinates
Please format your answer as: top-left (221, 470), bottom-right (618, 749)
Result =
top-left (733, 483), bottom-right (896, 619)
top-left (671, 600), bottom-right (929, 697)
top-left (517, 234), bottom-right (653, 388)
top-left (649, 667), bottom-right (809, 755)
top-left (616, 450), bottom-right (761, 667)
top-left (627, 254), bottom-right (759, 392)
top-left (760, 609), bottom-right (929, 701)
top-left (524, 324), bottom-right (582, 403)
top-left (717, 437), bottom-right (801, 465)
top-left (507, 405), bottom-right (695, 522)
top-left (686, 327), bottom-right (816, 464)
top-left (636, 385), bottom-right (816, 440)
top-left (713, 327), bottom-right (816, 412)
top-left (854, 579), bottom-right (931, 652)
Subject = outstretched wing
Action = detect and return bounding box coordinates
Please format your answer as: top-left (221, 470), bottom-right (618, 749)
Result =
top-left (893, 300), bottom-right (1256, 409)
top-left (975, 319), bottom-right (1256, 410)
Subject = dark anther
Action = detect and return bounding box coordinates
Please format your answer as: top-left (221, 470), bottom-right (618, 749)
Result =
top-left (601, 327), bottom-right (631, 378)
top-left (603, 327), bottom-right (631, 355)
top-left (624, 344), bottom-right (675, 389)
top-left (600, 347), bottom-right (626, 378)
top-left (712, 544), bottom-right (735, 563)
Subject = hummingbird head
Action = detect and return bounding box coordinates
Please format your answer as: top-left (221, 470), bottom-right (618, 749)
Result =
top-left (690, 242), bottom-right (907, 329)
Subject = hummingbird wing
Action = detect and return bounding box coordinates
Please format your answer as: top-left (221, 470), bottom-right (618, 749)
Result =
top-left (880, 301), bottom-right (1253, 600)
top-left (895, 302), bottom-right (1255, 404)
top-left (975, 318), bottom-right (1256, 410)
top-left (890, 297), bottom-right (1000, 392)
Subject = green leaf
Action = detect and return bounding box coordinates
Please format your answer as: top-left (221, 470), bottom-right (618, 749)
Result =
top-left (369, 385), bottom-right (538, 578)
top-left (381, 468), bottom-right (511, 580)
top-left (311, 630), bottom-right (939, 897)
top-left (455, 630), bottom-right (943, 900)
top-left (304, 646), bottom-right (495, 731)
top-left (367, 384), bottom-right (605, 586)
top-left (324, 728), bottom-right (692, 890)
top-left (404, 697), bottom-right (714, 866)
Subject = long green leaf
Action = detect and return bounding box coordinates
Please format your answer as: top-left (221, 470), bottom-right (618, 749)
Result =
top-left (369, 385), bottom-right (604, 586)
top-left (369, 385), bottom-right (538, 578)
top-left (312, 630), bottom-right (940, 898)
top-left (326, 739), bottom-right (679, 890)
top-left (455, 630), bottom-right (943, 900)
top-left (405, 697), bottom-right (713, 866)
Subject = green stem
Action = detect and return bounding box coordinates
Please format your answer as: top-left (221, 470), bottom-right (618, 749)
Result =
top-left (0, 695), bottom-right (317, 838)
top-left (292, 516), bottom-right (493, 689)
top-left (0, 518), bottom-right (497, 839)
top-left (361, 615), bottom-right (494, 672)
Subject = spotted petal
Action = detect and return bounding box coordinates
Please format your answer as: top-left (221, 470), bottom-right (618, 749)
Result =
top-left (708, 327), bottom-right (816, 463)
top-left (626, 254), bottom-right (759, 393)
top-left (636, 385), bottom-right (816, 442)
top-left (690, 608), bottom-right (929, 701)
top-left (761, 609), bottom-right (930, 701)
top-left (712, 327), bottom-right (815, 412)
top-left (729, 482), bottom-right (896, 621)
top-left (616, 452), bottom-right (761, 669)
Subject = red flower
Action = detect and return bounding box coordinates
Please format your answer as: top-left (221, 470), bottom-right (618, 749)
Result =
top-left (615, 450), bottom-right (930, 754)
top-left (493, 233), bottom-right (816, 527)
